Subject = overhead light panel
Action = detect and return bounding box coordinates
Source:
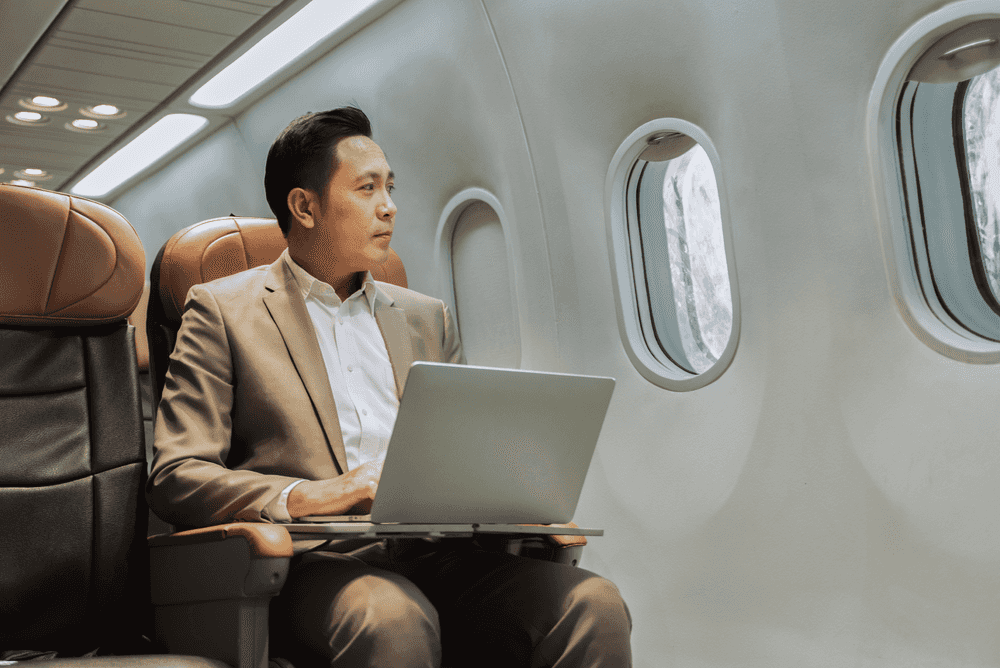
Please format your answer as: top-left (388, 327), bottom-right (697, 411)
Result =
top-left (10, 179), bottom-right (35, 187)
top-left (72, 119), bottom-right (99, 129)
top-left (189, 0), bottom-right (381, 108)
top-left (71, 113), bottom-right (208, 197)
top-left (32, 96), bottom-right (60, 107)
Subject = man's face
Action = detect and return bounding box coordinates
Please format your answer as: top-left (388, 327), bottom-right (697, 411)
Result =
top-left (312, 135), bottom-right (396, 273)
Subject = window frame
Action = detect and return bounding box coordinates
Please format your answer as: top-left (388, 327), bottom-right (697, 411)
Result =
top-left (867, 0), bottom-right (1000, 362)
top-left (605, 118), bottom-right (741, 391)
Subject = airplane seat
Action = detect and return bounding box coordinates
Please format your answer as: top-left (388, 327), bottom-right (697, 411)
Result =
top-left (0, 183), bottom-right (227, 668)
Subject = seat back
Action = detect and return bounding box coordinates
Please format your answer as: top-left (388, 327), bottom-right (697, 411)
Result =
top-left (147, 216), bottom-right (407, 409)
top-left (0, 185), bottom-right (148, 654)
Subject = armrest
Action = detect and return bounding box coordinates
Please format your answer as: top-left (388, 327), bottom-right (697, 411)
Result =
top-left (148, 524), bottom-right (293, 668)
top-left (543, 522), bottom-right (588, 549)
top-left (149, 523), bottom-right (293, 557)
top-left (148, 523), bottom-right (291, 604)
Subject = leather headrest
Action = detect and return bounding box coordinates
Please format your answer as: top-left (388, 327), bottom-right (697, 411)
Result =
top-left (0, 184), bottom-right (144, 326)
top-left (156, 216), bottom-right (407, 323)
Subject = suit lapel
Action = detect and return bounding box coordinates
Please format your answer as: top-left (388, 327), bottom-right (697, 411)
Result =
top-left (375, 301), bottom-right (414, 399)
top-left (262, 260), bottom-right (349, 474)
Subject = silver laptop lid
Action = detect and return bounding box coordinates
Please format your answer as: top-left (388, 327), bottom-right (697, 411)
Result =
top-left (370, 361), bottom-right (615, 524)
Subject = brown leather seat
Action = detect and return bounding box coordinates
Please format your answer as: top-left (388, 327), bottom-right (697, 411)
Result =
top-left (0, 184), bottom-right (228, 667)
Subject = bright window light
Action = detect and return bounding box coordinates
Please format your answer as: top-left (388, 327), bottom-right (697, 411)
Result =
top-left (189, 0), bottom-right (380, 108)
top-left (90, 104), bottom-right (119, 116)
top-left (71, 113), bottom-right (208, 197)
top-left (31, 96), bottom-right (60, 107)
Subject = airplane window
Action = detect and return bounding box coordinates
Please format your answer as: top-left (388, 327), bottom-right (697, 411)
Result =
top-left (962, 67), bottom-right (1000, 307)
top-left (868, 9), bottom-right (1000, 360)
top-left (607, 121), bottom-right (740, 390)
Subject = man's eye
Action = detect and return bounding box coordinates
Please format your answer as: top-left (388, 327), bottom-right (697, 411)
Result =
top-left (361, 183), bottom-right (374, 191)
top-left (387, 184), bottom-right (395, 193)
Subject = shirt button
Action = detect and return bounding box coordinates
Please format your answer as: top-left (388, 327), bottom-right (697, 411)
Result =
top-left (347, 365), bottom-right (353, 372)
top-left (362, 408), bottom-right (368, 416)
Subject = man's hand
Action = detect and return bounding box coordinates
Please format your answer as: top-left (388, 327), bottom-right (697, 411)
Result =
top-left (286, 460), bottom-right (382, 518)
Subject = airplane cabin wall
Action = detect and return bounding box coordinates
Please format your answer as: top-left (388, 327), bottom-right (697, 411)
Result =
top-left (109, 0), bottom-right (1000, 666)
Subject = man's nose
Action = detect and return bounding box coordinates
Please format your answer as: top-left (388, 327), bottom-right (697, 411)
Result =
top-left (380, 193), bottom-right (396, 218)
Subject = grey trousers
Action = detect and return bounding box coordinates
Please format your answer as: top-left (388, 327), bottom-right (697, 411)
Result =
top-left (269, 539), bottom-right (632, 668)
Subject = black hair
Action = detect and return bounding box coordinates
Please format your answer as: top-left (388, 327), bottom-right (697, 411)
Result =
top-left (264, 106), bottom-right (373, 235)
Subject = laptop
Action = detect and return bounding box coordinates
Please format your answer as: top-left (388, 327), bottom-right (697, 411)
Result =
top-left (301, 361), bottom-right (615, 525)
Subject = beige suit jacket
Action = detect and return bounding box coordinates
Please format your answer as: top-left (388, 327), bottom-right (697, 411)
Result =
top-left (147, 257), bottom-right (464, 527)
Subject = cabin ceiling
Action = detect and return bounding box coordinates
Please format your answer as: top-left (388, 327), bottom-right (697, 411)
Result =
top-left (0, 0), bottom-right (293, 193)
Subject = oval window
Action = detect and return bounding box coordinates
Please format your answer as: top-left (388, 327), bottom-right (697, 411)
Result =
top-left (606, 120), bottom-right (739, 390)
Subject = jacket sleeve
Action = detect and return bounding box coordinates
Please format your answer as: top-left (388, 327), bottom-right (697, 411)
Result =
top-left (146, 283), bottom-right (302, 527)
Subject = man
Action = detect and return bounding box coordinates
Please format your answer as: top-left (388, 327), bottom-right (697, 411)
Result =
top-left (148, 106), bottom-right (632, 667)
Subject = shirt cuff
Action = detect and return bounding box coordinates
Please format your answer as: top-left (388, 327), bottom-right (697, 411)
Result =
top-left (261, 479), bottom-right (306, 523)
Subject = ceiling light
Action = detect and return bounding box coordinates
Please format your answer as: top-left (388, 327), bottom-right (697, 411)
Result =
top-left (19, 96), bottom-right (67, 112)
top-left (70, 113), bottom-right (208, 197)
top-left (90, 104), bottom-right (119, 116)
top-left (7, 111), bottom-right (49, 126)
top-left (189, 0), bottom-right (380, 108)
top-left (10, 179), bottom-right (35, 187)
top-left (66, 119), bottom-right (105, 134)
top-left (80, 104), bottom-right (126, 120)
top-left (15, 168), bottom-right (52, 181)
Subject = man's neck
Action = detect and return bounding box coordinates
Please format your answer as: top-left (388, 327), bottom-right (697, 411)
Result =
top-left (288, 248), bottom-right (361, 301)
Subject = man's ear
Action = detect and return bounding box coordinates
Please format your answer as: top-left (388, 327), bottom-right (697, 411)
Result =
top-left (287, 187), bottom-right (317, 230)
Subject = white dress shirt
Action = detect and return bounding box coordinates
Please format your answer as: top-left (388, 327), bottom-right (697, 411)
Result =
top-left (262, 248), bottom-right (400, 522)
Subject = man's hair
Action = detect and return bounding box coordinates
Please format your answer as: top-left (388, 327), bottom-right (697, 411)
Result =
top-left (264, 106), bottom-right (373, 236)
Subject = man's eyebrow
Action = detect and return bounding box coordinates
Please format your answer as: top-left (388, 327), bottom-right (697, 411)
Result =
top-left (355, 170), bottom-right (394, 182)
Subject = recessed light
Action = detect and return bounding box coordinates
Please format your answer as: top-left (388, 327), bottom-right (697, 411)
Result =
top-left (10, 179), bottom-right (35, 187)
top-left (66, 119), bottom-right (105, 133)
top-left (19, 96), bottom-right (67, 112)
top-left (7, 111), bottom-right (49, 126)
top-left (80, 104), bottom-right (126, 120)
top-left (15, 168), bottom-right (52, 181)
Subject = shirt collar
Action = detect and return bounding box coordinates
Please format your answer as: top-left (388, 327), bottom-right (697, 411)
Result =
top-left (281, 248), bottom-right (393, 314)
